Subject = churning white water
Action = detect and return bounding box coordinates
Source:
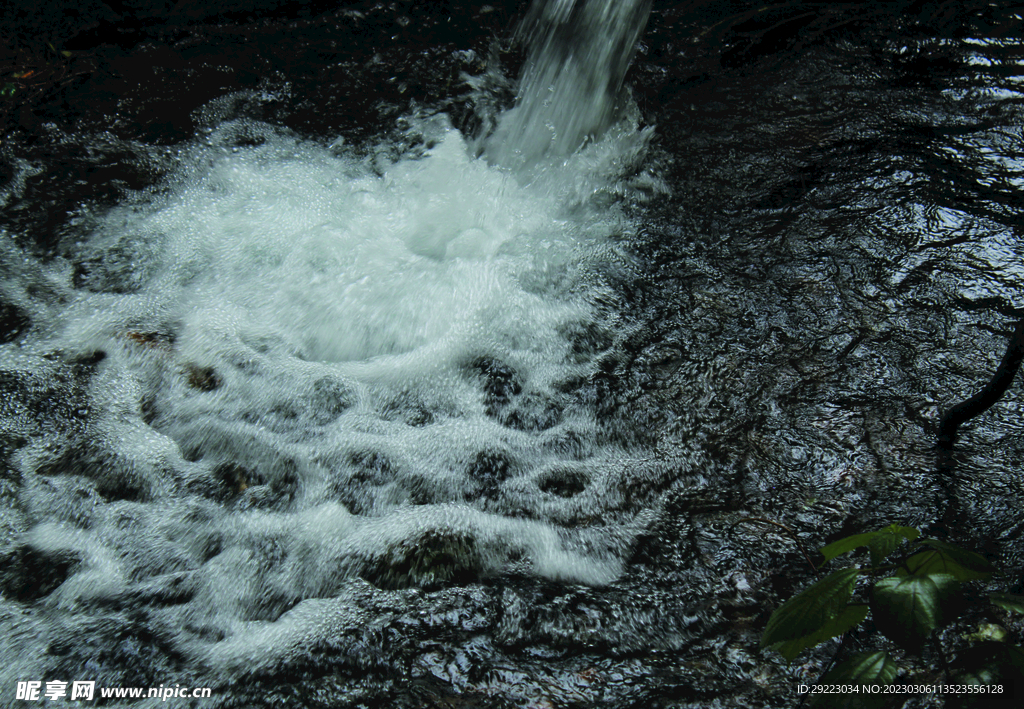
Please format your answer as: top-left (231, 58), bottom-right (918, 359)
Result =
top-left (1, 0), bottom-right (662, 689)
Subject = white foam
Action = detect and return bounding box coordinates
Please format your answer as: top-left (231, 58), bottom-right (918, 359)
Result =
top-left (2, 103), bottom-right (663, 680)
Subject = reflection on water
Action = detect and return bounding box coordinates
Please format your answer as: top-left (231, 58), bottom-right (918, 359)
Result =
top-left (1, 2), bottom-right (1024, 707)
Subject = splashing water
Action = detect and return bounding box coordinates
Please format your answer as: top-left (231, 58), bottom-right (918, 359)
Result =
top-left (0, 0), bottom-right (660, 692)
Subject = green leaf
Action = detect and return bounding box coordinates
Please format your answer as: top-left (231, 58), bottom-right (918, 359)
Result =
top-left (820, 525), bottom-right (918, 565)
top-left (989, 592), bottom-right (1024, 615)
top-left (808, 651), bottom-right (898, 709)
top-left (866, 525), bottom-right (918, 565)
top-left (820, 533), bottom-right (878, 563)
top-left (908, 539), bottom-right (994, 580)
top-left (772, 604), bottom-right (868, 662)
top-left (903, 549), bottom-right (991, 582)
top-left (870, 573), bottom-right (961, 652)
top-left (762, 567), bottom-right (861, 649)
top-left (920, 539), bottom-right (993, 567)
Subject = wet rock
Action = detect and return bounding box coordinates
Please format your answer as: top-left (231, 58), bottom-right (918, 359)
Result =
top-left (71, 253), bottom-right (146, 294)
top-left (364, 530), bottom-right (479, 591)
top-left (494, 583), bottom-right (707, 656)
top-left (235, 484), bottom-right (282, 511)
top-left (94, 571), bottom-right (198, 611)
top-left (0, 299), bottom-right (31, 343)
top-left (502, 392), bottom-right (562, 432)
top-left (67, 350), bottom-right (107, 372)
top-left (0, 362), bottom-right (93, 435)
top-left (464, 449), bottom-right (514, 500)
top-left (47, 614), bottom-right (179, 692)
top-left (348, 450), bottom-right (395, 485)
top-left (380, 397), bottom-right (438, 427)
top-left (398, 473), bottom-right (445, 506)
top-left (467, 357), bottom-right (522, 414)
top-left (558, 319), bottom-right (615, 363)
top-left (124, 330), bottom-right (175, 350)
top-left (308, 377), bottom-right (353, 424)
top-left (538, 466), bottom-right (588, 498)
top-left (35, 445), bottom-right (150, 502)
top-left (213, 461), bottom-right (252, 497)
top-left (0, 544), bottom-right (82, 602)
top-left (185, 363), bottom-right (221, 391)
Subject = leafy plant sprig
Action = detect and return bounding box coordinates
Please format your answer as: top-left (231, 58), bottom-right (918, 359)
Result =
top-left (761, 524), bottom-right (1024, 707)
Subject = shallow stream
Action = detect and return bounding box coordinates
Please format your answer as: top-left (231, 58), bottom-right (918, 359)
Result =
top-left (2, 1), bottom-right (1024, 707)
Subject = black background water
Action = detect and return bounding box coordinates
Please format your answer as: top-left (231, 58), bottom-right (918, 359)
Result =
top-left (3, 2), bottom-right (1024, 707)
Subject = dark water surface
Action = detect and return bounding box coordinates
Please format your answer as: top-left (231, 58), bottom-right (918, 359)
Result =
top-left (3, 2), bottom-right (1024, 707)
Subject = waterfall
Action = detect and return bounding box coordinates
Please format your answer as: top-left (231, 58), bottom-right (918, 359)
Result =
top-left (485, 0), bottom-right (652, 169)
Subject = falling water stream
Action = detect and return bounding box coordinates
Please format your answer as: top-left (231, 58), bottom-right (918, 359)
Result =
top-left (3, 0), bottom-right (1024, 707)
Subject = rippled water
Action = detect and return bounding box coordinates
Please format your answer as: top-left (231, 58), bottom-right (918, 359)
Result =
top-left (2, 1), bottom-right (1024, 707)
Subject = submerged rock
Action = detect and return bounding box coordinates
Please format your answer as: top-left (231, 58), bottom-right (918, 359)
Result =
top-left (363, 529), bottom-right (480, 591)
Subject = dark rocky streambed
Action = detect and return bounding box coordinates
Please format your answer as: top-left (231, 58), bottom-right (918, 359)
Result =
top-left (2, 2), bottom-right (1024, 707)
